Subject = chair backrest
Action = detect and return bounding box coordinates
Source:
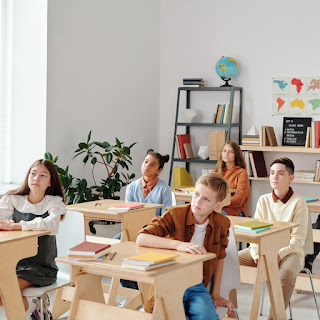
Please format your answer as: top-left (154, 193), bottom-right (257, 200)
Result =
top-left (171, 191), bottom-right (177, 206)
top-left (220, 227), bottom-right (241, 300)
top-left (304, 209), bottom-right (314, 257)
top-left (207, 227), bottom-right (240, 300)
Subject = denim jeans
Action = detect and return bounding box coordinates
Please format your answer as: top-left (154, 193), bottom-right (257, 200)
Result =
top-left (183, 282), bottom-right (219, 320)
top-left (221, 210), bottom-right (244, 217)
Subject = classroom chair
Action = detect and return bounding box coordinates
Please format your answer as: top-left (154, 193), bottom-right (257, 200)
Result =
top-left (259, 211), bottom-right (320, 320)
top-left (22, 277), bottom-right (73, 320)
top-left (207, 227), bottom-right (240, 319)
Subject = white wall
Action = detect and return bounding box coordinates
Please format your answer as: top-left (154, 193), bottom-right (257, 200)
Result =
top-left (10, 0), bottom-right (47, 183)
top-left (47, 0), bottom-right (161, 197)
top-left (159, 0), bottom-right (320, 209)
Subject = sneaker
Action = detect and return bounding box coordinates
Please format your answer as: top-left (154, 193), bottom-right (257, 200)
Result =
top-left (302, 260), bottom-right (313, 273)
top-left (31, 297), bottom-right (41, 320)
top-left (30, 294), bottom-right (53, 320)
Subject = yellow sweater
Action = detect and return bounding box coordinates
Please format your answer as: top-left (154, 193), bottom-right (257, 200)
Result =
top-left (249, 192), bottom-right (308, 268)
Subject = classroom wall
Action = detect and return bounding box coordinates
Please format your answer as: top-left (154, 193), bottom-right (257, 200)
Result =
top-left (158, 0), bottom-right (320, 209)
top-left (46, 0), bottom-right (161, 195)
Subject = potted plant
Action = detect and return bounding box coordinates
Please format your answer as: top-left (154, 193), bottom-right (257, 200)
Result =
top-left (45, 131), bottom-right (136, 204)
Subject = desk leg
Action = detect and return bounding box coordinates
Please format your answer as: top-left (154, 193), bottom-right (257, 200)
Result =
top-left (0, 237), bottom-right (38, 320)
top-left (84, 216), bottom-right (92, 237)
top-left (68, 273), bottom-right (104, 320)
top-left (154, 262), bottom-right (203, 320)
top-left (105, 277), bottom-right (120, 305)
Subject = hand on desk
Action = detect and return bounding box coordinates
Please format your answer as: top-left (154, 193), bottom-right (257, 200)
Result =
top-left (212, 295), bottom-right (234, 315)
top-left (0, 220), bottom-right (22, 231)
top-left (176, 241), bottom-right (207, 254)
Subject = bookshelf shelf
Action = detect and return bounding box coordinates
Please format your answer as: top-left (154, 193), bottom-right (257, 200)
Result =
top-left (249, 177), bottom-right (320, 185)
top-left (241, 145), bottom-right (320, 154)
top-left (168, 86), bottom-right (243, 185)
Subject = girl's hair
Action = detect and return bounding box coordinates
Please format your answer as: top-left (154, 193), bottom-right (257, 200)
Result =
top-left (146, 149), bottom-right (170, 170)
top-left (7, 159), bottom-right (65, 202)
top-left (215, 141), bottom-right (246, 175)
top-left (195, 172), bottom-right (229, 202)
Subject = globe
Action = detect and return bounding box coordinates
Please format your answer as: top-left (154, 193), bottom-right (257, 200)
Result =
top-left (215, 56), bottom-right (238, 87)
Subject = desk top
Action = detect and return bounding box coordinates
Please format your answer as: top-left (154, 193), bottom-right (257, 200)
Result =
top-left (227, 216), bottom-right (298, 243)
top-left (56, 241), bottom-right (215, 281)
top-left (303, 196), bottom-right (320, 213)
top-left (0, 230), bottom-right (50, 244)
top-left (67, 200), bottom-right (164, 216)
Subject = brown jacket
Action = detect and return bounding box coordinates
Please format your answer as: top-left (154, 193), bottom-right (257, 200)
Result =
top-left (221, 166), bottom-right (250, 216)
top-left (138, 204), bottom-right (230, 287)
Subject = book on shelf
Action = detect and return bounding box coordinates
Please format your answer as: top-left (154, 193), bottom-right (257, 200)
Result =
top-left (68, 241), bottom-right (111, 260)
top-left (249, 151), bottom-right (268, 178)
top-left (305, 127), bottom-right (311, 148)
top-left (109, 203), bottom-right (145, 211)
top-left (315, 121), bottom-right (320, 148)
top-left (122, 252), bottom-right (178, 271)
top-left (173, 167), bottom-right (193, 187)
top-left (294, 170), bottom-right (315, 182)
top-left (265, 126), bottom-right (278, 146)
top-left (183, 78), bottom-right (203, 83)
top-left (222, 104), bottom-right (230, 124)
top-left (314, 160), bottom-right (320, 182)
top-left (217, 130), bottom-right (227, 158)
top-left (183, 84), bottom-right (204, 87)
top-left (304, 197), bottom-right (319, 203)
top-left (235, 226), bottom-right (271, 233)
top-left (175, 135), bottom-right (181, 158)
top-left (209, 130), bottom-right (226, 160)
top-left (183, 143), bottom-right (194, 159)
top-left (176, 134), bottom-right (191, 159)
top-left (243, 151), bottom-right (253, 177)
top-left (311, 121), bottom-right (316, 148)
top-left (234, 221), bottom-right (273, 230)
top-left (215, 104), bottom-right (224, 123)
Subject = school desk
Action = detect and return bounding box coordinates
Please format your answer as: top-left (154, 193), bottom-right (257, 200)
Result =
top-left (227, 216), bottom-right (298, 320)
top-left (56, 241), bottom-right (215, 320)
top-left (0, 230), bottom-right (49, 320)
top-left (67, 200), bottom-right (164, 241)
top-left (172, 187), bottom-right (235, 206)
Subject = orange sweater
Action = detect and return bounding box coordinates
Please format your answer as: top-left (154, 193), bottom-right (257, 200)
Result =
top-left (219, 166), bottom-right (250, 216)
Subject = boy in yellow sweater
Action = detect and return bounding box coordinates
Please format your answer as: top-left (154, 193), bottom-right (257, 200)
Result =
top-left (137, 172), bottom-right (233, 319)
top-left (238, 157), bottom-right (308, 320)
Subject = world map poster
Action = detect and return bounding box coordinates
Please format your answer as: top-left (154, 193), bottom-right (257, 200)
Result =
top-left (272, 77), bottom-right (320, 116)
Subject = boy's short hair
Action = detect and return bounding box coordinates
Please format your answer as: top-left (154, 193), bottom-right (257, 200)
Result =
top-left (195, 172), bottom-right (228, 202)
top-left (270, 157), bottom-right (294, 175)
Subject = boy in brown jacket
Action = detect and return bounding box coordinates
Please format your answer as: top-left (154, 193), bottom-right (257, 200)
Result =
top-left (136, 172), bottom-right (233, 319)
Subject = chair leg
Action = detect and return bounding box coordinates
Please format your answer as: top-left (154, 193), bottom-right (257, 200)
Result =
top-left (288, 300), bottom-right (293, 320)
top-left (231, 307), bottom-right (240, 320)
top-left (259, 282), bottom-right (267, 316)
top-left (302, 268), bottom-right (320, 320)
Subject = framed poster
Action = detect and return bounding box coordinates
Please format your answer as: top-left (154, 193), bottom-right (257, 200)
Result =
top-left (282, 117), bottom-right (311, 146)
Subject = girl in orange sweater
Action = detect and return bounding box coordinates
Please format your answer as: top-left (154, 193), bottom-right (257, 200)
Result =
top-left (215, 141), bottom-right (250, 216)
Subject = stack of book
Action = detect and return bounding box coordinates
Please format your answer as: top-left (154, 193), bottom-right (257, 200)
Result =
top-left (234, 221), bottom-right (273, 233)
top-left (314, 160), bottom-right (320, 182)
top-left (183, 78), bottom-right (204, 87)
top-left (214, 104), bottom-right (231, 124)
top-left (294, 170), bottom-right (315, 182)
top-left (260, 126), bottom-right (278, 146)
top-left (68, 241), bottom-right (111, 261)
top-left (122, 252), bottom-right (179, 271)
top-left (304, 197), bottom-right (319, 203)
top-left (109, 203), bottom-right (145, 211)
top-left (175, 134), bottom-right (194, 159)
top-left (242, 134), bottom-right (260, 146)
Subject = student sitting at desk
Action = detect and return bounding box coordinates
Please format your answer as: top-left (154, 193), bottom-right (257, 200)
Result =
top-left (137, 172), bottom-right (233, 320)
top-left (0, 159), bottom-right (65, 319)
top-left (125, 148), bottom-right (172, 216)
top-left (215, 141), bottom-right (250, 216)
top-left (238, 157), bottom-right (308, 320)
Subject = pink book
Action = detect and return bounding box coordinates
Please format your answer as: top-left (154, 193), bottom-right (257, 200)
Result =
top-left (315, 121), bottom-right (320, 148)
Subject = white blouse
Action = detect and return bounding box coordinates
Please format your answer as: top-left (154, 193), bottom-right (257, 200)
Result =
top-left (0, 195), bottom-right (65, 235)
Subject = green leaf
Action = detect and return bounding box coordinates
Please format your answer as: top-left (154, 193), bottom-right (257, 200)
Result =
top-left (73, 150), bottom-right (86, 159)
top-left (105, 153), bottom-right (112, 164)
top-left (87, 130), bottom-right (92, 144)
top-left (44, 152), bottom-right (53, 161)
top-left (83, 155), bottom-right (89, 164)
top-left (74, 193), bottom-right (82, 204)
top-left (122, 146), bottom-right (130, 155)
top-left (129, 142), bottom-right (137, 148)
top-left (115, 137), bottom-right (121, 148)
top-left (91, 157), bottom-right (97, 165)
top-left (80, 179), bottom-right (87, 190)
top-left (79, 142), bottom-right (88, 150)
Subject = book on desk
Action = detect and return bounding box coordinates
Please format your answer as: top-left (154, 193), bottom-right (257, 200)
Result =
top-left (234, 221), bottom-right (273, 234)
top-left (68, 241), bottom-right (111, 260)
top-left (108, 203), bottom-right (145, 211)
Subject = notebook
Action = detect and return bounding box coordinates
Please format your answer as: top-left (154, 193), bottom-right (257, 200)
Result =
top-left (108, 203), bottom-right (145, 211)
top-left (235, 226), bottom-right (271, 233)
top-left (122, 260), bottom-right (176, 271)
top-left (234, 221), bottom-right (273, 230)
top-left (123, 252), bottom-right (179, 266)
top-left (304, 197), bottom-right (319, 203)
top-left (68, 241), bottom-right (111, 260)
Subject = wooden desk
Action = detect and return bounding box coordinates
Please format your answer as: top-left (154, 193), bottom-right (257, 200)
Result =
top-left (56, 241), bottom-right (215, 320)
top-left (67, 200), bottom-right (164, 241)
top-left (0, 230), bottom-right (49, 320)
top-left (227, 216), bottom-right (297, 320)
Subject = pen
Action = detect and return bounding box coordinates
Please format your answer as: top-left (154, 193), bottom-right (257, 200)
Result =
top-left (109, 252), bottom-right (117, 260)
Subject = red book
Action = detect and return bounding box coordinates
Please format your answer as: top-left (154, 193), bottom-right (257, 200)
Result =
top-left (109, 203), bottom-right (145, 210)
top-left (315, 121), bottom-right (320, 148)
top-left (177, 134), bottom-right (191, 159)
top-left (68, 241), bottom-right (111, 260)
top-left (251, 151), bottom-right (268, 177)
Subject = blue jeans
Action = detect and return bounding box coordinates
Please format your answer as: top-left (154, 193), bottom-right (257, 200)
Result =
top-left (221, 210), bottom-right (244, 217)
top-left (183, 283), bottom-right (219, 320)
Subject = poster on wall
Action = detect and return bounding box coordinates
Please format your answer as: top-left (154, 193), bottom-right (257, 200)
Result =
top-left (272, 77), bottom-right (320, 116)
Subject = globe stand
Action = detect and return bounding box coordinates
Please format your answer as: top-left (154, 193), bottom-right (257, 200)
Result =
top-left (220, 77), bottom-right (232, 87)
